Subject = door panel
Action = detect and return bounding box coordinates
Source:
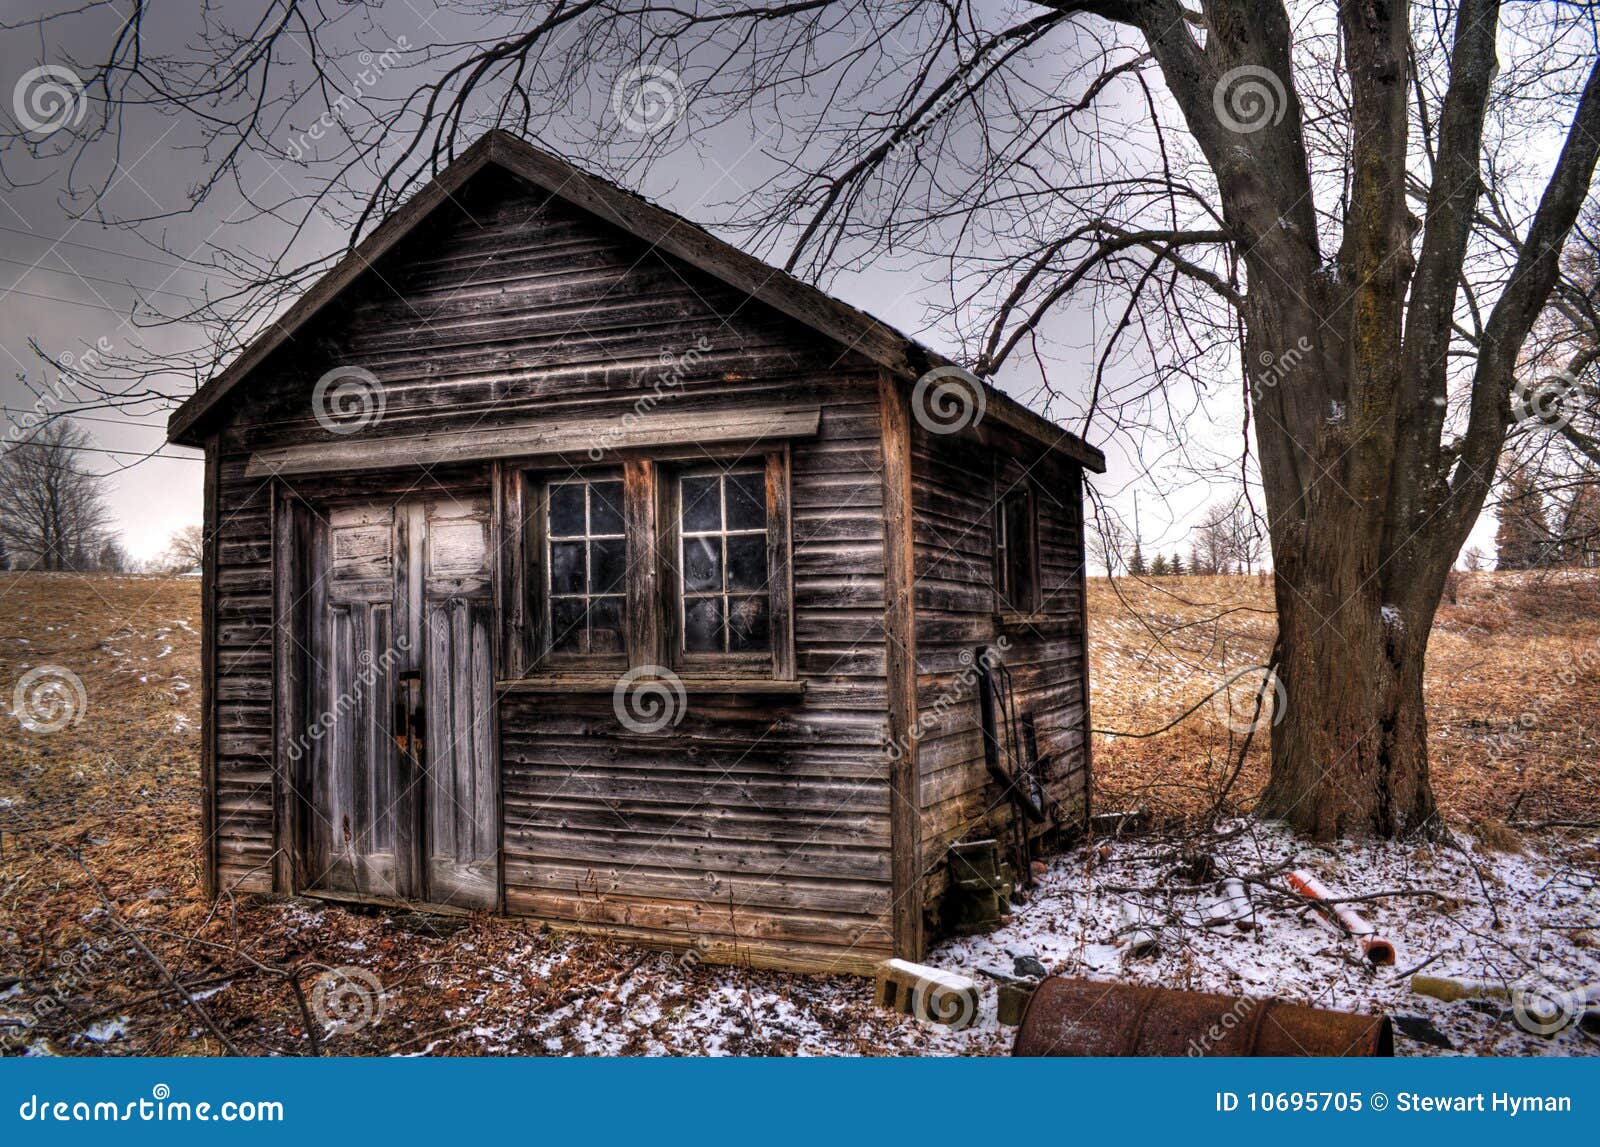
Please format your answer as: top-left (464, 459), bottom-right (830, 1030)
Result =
top-left (309, 504), bottom-right (415, 899)
top-left (305, 494), bottom-right (497, 910)
top-left (418, 497), bottom-right (497, 909)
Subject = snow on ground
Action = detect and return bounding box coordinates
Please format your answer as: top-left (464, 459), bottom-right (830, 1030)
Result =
top-left (377, 822), bottom-right (1596, 1056)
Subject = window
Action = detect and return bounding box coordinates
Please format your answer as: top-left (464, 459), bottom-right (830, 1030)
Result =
top-left (996, 486), bottom-right (1039, 614)
top-left (678, 468), bottom-right (770, 655)
top-left (545, 476), bottom-right (627, 657)
top-left (523, 454), bottom-right (793, 678)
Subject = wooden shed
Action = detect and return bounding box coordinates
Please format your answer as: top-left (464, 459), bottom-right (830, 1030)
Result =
top-left (167, 130), bottom-right (1105, 974)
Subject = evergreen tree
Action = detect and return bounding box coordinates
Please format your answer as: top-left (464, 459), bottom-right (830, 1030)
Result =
top-left (1128, 539), bottom-right (1147, 576)
top-left (1151, 553), bottom-right (1169, 576)
top-left (1169, 552), bottom-right (1184, 575)
top-left (1495, 471), bottom-right (1552, 569)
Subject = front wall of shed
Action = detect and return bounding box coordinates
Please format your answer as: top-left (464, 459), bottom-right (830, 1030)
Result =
top-left (204, 168), bottom-right (895, 970)
top-left (909, 423), bottom-right (1091, 905)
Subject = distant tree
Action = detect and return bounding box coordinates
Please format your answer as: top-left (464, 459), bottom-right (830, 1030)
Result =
top-left (1495, 470), bottom-right (1552, 569)
top-left (1551, 483), bottom-right (1600, 567)
top-left (1128, 539), bottom-right (1147, 577)
top-left (1460, 546), bottom-right (1486, 573)
top-left (96, 539), bottom-right (132, 573)
top-left (1092, 515), bottom-right (1128, 577)
top-left (0, 420), bottom-right (112, 571)
top-left (163, 524), bottom-right (206, 573)
top-left (1169, 552), bottom-right (1184, 576)
top-left (1151, 553), bottom-right (1169, 577)
top-left (1188, 548), bottom-right (1205, 577)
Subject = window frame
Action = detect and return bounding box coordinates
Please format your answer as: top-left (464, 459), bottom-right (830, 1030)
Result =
top-left (520, 448), bottom-right (794, 681)
top-left (994, 480), bottom-right (1042, 616)
top-left (530, 470), bottom-right (630, 672)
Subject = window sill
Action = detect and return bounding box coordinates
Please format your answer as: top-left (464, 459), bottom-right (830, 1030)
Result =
top-left (496, 676), bottom-right (806, 696)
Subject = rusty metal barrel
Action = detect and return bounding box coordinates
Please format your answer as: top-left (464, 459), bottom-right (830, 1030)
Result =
top-left (1013, 977), bottom-right (1393, 1056)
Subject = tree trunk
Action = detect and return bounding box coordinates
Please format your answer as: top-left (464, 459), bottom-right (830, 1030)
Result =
top-left (1257, 553), bottom-right (1439, 839)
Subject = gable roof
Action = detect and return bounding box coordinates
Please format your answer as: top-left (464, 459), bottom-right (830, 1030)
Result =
top-left (166, 130), bottom-right (1104, 472)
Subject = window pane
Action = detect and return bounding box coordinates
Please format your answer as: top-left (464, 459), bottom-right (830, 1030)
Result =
top-left (726, 534), bottom-right (767, 592)
top-left (550, 596), bottom-right (585, 653)
top-left (726, 471), bottom-right (766, 531)
top-left (589, 481), bottom-right (625, 536)
top-left (590, 538), bottom-right (627, 594)
top-left (681, 475), bottom-right (721, 532)
top-left (549, 484), bottom-right (585, 537)
top-left (683, 535), bottom-right (722, 592)
top-left (589, 596), bottom-right (625, 653)
top-left (727, 595), bottom-right (770, 652)
top-left (551, 541), bottom-right (586, 596)
top-left (684, 597), bottom-right (723, 653)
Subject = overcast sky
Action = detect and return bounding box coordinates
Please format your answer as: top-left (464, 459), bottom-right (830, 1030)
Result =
top-left (0, 1), bottom-right (1505, 568)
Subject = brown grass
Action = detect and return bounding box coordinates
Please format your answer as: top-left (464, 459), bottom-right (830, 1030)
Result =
top-left (2, 568), bottom-right (1597, 1055)
top-left (1088, 569), bottom-right (1600, 829)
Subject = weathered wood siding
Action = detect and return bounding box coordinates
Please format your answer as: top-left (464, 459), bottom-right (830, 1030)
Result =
top-left (202, 167), bottom-right (894, 969)
top-left (909, 422), bottom-right (1090, 906)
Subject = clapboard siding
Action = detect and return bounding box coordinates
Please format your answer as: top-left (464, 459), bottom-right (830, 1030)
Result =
top-left (909, 423), bottom-right (1091, 908)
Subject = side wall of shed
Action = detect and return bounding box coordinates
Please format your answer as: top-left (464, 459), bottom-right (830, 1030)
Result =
top-left (908, 422), bottom-right (1091, 916)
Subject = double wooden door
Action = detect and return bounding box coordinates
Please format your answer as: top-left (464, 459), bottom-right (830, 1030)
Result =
top-left (304, 495), bottom-right (498, 910)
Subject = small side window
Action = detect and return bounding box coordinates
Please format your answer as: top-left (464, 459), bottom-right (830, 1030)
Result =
top-left (996, 487), bottom-right (1039, 614)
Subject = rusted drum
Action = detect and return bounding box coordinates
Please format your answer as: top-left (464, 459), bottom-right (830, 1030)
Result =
top-left (1013, 978), bottom-right (1393, 1056)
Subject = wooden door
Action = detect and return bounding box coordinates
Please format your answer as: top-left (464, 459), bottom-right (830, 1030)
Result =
top-left (306, 495), bottom-right (498, 910)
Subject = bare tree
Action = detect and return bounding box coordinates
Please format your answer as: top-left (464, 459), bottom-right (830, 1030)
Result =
top-left (161, 525), bottom-right (206, 574)
top-left (1091, 512), bottom-right (1129, 577)
top-left (0, 420), bottom-right (113, 571)
top-left (10, 0), bottom-right (1600, 837)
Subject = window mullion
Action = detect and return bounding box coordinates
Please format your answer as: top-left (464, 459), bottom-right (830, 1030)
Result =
top-left (622, 459), bottom-right (660, 669)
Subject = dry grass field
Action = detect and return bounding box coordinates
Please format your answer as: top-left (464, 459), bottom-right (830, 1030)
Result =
top-left (1, 569), bottom-right (1596, 1056)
